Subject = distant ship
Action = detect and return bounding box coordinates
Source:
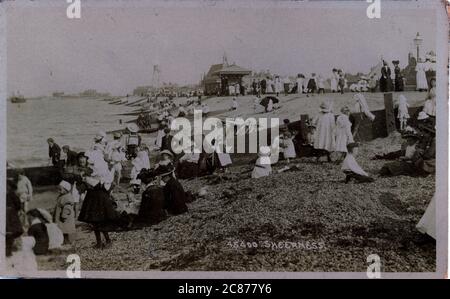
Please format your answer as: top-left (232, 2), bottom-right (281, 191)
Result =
top-left (9, 92), bottom-right (26, 103)
top-left (52, 92), bottom-right (65, 97)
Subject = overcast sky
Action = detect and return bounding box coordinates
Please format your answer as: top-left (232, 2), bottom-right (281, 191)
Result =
top-left (6, 3), bottom-right (436, 97)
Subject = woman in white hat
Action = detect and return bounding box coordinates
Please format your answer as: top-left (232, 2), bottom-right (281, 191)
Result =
top-left (415, 58), bottom-right (429, 91)
top-left (417, 111), bottom-right (429, 121)
top-left (78, 152), bottom-right (117, 249)
top-left (92, 130), bottom-right (108, 151)
top-left (252, 146), bottom-right (272, 179)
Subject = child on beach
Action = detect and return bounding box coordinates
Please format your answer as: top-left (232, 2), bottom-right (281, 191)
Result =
top-left (230, 97), bottom-right (239, 111)
top-left (202, 103), bottom-right (210, 116)
top-left (16, 168), bottom-right (33, 225)
top-left (335, 106), bottom-right (354, 163)
top-left (159, 150), bottom-right (175, 166)
top-left (252, 146), bottom-right (272, 179)
top-left (306, 73), bottom-right (317, 95)
top-left (130, 156), bottom-right (144, 194)
top-left (306, 123), bottom-right (316, 146)
top-left (54, 180), bottom-right (76, 245)
top-left (341, 143), bottom-right (374, 184)
top-left (281, 131), bottom-right (296, 163)
top-left (338, 70), bottom-right (346, 94)
top-left (137, 145), bottom-right (151, 170)
top-left (27, 209), bottom-right (49, 255)
top-left (368, 75), bottom-right (377, 92)
top-left (397, 94), bottom-right (410, 131)
top-left (27, 209), bottom-right (61, 255)
top-left (110, 142), bottom-right (127, 186)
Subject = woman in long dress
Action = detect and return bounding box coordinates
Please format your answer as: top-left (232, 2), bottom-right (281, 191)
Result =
top-left (379, 61), bottom-right (392, 92)
top-left (266, 78), bottom-right (274, 94)
top-left (313, 102), bottom-right (336, 160)
top-left (78, 151), bottom-right (117, 249)
top-left (335, 106), bottom-right (354, 162)
top-left (393, 61), bottom-right (404, 92)
top-left (274, 76), bottom-right (283, 96)
top-left (296, 74), bottom-right (304, 94)
top-left (416, 59), bottom-right (428, 91)
top-left (330, 69), bottom-right (338, 92)
top-left (307, 73), bottom-right (317, 94)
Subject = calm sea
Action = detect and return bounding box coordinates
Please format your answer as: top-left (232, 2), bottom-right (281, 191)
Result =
top-left (7, 97), bottom-right (136, 167)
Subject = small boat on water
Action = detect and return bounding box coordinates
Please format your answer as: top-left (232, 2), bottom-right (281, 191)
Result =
top-left (9, 93), bottom-right (26, 103)
top-left (9, 90), bottom-right (27, 103)
top-left (106, 126), bottom-right (159, 136)
top-left (7, 166), bottom-right (61, 186)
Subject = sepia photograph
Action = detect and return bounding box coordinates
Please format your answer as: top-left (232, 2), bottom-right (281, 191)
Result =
top-left (0, 0), bottom-right (448, 279)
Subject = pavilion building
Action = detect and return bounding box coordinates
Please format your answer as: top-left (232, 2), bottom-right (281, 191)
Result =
top-left (203, 55), bottom-right (251, 96)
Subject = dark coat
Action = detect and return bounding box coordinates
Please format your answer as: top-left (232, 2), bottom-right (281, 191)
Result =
top-left (177, 161), bottom-right (199, 179)
top-left (28, 223), bottom-right (49, 255)
top-left (379, 66), bottom-right (392, 92)
top-left (136, 185), bottom-right (167, 225)
top-left (394, 66), bottom-right (404, 92)
top-left (161, 135), bottom-right (173, 153)
top-left (78, 184), bottom-right (118, 229)
top-left (65, 150), bottom-right (78, 167)
top-left (307, 78), bottom-right (317, 90)
top-left (6, 188), bottom-right (23, 238)
top-left (49, 143), bottom-right (61, 166)
top-left (260, 79), bottom-right (267, 94)
top-left (163, 177), bottom-right (188, 215)
top-left (381, 136), bottom-right (435, 177)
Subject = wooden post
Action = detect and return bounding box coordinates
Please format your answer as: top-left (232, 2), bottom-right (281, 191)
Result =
top-left (384, 92), bottom-right (396, 135)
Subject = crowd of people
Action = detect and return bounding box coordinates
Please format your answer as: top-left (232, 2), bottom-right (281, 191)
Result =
top-left (226, 58), bottom-right (436, 98)
top-left (249, 83), bottom-right (436, 184)
top-left (5, 102), bottom-right (241, 262)
top-left (6, 71), bottom-right (437, 268)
